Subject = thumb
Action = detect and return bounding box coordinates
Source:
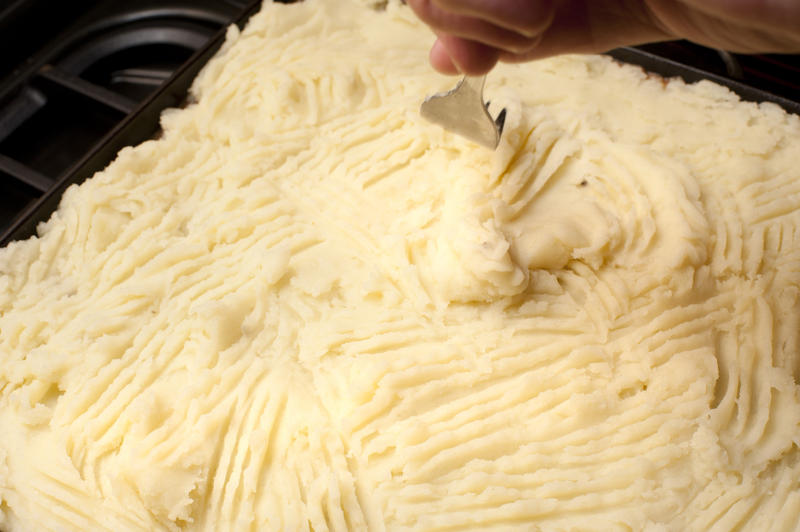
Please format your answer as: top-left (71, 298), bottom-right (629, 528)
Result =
top-left (432, 34), bottom-right (500, 75)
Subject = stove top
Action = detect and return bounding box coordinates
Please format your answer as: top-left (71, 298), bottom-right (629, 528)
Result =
top-left (0, 1), bottom-right (798, 240)
top-left (0, 0), bottom-right (251, 237)
top-left (633, 41), bottom-right (800, 103)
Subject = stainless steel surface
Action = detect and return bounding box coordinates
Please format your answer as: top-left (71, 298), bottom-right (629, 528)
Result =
top-left (420, 75), bottom-right (504, 149)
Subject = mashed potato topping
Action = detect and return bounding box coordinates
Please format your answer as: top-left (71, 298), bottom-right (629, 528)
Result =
top-left (1, 0), bottom-right (800, 530)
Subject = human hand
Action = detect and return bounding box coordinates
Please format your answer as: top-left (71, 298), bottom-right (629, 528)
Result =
top-left (406, 0), bottom-right (800, 75)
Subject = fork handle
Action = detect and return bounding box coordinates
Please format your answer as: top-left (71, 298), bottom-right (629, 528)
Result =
top-left (458, 74), bottom-right (486, 101)
top-left (460, 75), bottom-right (487, 94)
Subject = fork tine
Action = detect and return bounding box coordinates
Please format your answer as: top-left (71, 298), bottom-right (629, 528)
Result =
top-left (495, 108), bottom-right (507, 137)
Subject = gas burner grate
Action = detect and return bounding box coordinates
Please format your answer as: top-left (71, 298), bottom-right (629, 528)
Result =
top-left (0, 0), bottom-right (250, 236)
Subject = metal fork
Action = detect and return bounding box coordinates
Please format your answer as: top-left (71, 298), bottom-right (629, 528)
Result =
top-left (420, 75), bottom-right (506, 149)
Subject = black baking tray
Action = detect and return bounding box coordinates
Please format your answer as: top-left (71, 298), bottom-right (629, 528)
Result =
top-left (608, 46), bottom-right (800, 115)
top-left (0, 0), bottom-right (262, 247)
top-left (2, 16), bottom-right (799, 246)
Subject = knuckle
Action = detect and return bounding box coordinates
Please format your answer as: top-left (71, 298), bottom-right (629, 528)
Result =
top-left (431, 0), bottom-right (459, 10)
top-left (406, 0), bottom-right (435, 21)
top-left (409, 0), bottom-right (453, 31)
top-left (516, 21), bottom-right (545, 38)
top-left (498, 35), bottom-right (543, 62)
top-left (515, 3), bottom-right (556, 37)
top-left (504, 36), bottom-right (540, 54)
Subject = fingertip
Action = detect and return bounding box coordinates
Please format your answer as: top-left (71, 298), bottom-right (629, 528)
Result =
top-left (517, 0), bottom-right (558, 38)
top-left (437, 34), bottom-right (499, 76)
top-left (430, 38), bottom-right (461, 75)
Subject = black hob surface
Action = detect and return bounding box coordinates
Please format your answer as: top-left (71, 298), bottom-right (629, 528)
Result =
top-left (0, 0), bottom-right (251, 237)
top-left (0, 1), bottom-right (798, 239)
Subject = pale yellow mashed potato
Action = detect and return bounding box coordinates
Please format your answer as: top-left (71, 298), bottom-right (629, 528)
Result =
top-left (1, 0), bottom-right (800, 530)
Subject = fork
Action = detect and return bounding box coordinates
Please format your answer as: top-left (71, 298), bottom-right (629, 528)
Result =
top-left (420, 75), bottom-right (506, 149)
